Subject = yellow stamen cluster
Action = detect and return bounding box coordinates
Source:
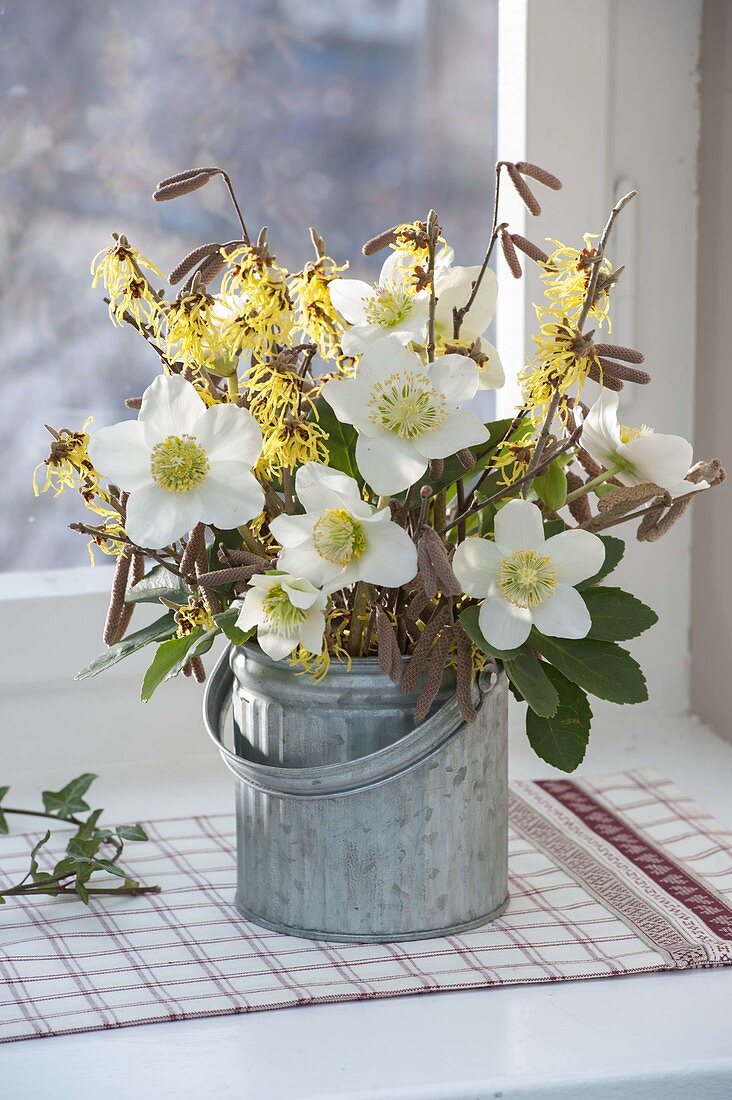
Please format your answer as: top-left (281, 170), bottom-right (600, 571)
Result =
top-left (150, 434), bottom-right (209, 494)
top-left (498, 549), bottom-right (557, 608)
top-left (90, 235), bottom-right (162, 330)
top-left (289, 256), bottom-right (347, 361)
top-left (312, 508), bottom-right (366, 566)
top-left (175, 594), bottom-right (215, 638)
top-left (541, 235), bottom-right (613, 330)
top-left (289, 608), bottom-right (353, 683)
top-left (218, 245), bottom-right (294, 361)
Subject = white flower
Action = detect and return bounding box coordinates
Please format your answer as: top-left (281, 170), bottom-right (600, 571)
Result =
top-left (88, 374), bottom-right (264, 548)
top-left (582, 390), bottom-right (706, 497)
top-left (453, 499), bottom-right (605, 650)
top-left (236, 573), bottom-right (327, 661)
top-left (321, 337), bottom-right (489, 496)
top-left (328, 251), bottom-right (429, 355)
top-left (270, 462), bottom-right (417, 592)
top-left (434, 264), bottom-right (504, 390)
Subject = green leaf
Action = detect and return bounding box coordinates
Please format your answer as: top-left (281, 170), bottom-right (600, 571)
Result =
top-left (534, 462), bottom-right (568, 512)
top-left (533, 632), bottom-right (648, 705)
top-left (125, 564), bottom-right (188, 605)
top-left (0, 787), bottom-right (8, 836)
top-left (582, 587), bottom-right (658, 641)
top-left (314, 398), bottom-right (360, 481)
top-left (576, 535), bottom-right (625, 589)
top-left (76, 613), bottom-right (176, 680)
top-left (116, 823), bottom-right (148, 842)
top-left (525, 665), bottom-right (592, 772)
top-left (505, 651), bottom-right (559, 717)
top-left (93, 858), bottom-right (127, 879)
top-left (214, 608), bottom-right (255, 646)
top-left (458, 605), bottom-right (523, 661)
top-left (42, 774), bottom-right (97, 819)
top-left (140, 628), bottom-right (217, 701)
top-left (29, 830), bottom-right (51, 880)
top-left (542, 519), bottom-right (566, 538)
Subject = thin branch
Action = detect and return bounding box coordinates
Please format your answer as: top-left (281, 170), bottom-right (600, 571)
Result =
top-left (453, 162), bottom-right (507, 339)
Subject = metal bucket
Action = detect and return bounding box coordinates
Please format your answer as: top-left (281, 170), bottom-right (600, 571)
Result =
top-left (204, 643), bottom-right (509, 942)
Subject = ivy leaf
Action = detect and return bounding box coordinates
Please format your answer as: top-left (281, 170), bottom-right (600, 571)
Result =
top-left (116, 823), bottom-right (148, 842)
top-left (458, 605), bottom-right (523, 661)
top-left (314, 398), bottom-right (361, 481)
top-left (214, 608), bottom-right (254, 646)
top-left (533, 632), bottom-right (648, 705)
top-left (525, 665), bottom-right (593, 772)
top-left (140, 628), bottom-right (217, 701)
top-left (29, 830), bottom-right (51, 880)
top-left (582, 587), bottom-right (658, 641)
top-left (76, 613), bottom-right (176, 680)
top-left (125, 564), bottom-right (188, 605)
top-left (576, 535), bottom-right (625, 589)
top-left (505, 651), bottom-right (559, 717)
top-left (534, 462), bottom-right (568, 512)
top-left (92, 858), bottom-right (127, 879)
top-left (0, 786), bottom-right (8, 836)
top-left (42, 774), bottom-right (97, 819)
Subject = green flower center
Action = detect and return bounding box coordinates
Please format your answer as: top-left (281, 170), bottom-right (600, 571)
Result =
top-left (150, 434), bottom-right (209, 493)
top-left (368, 371), bottom-right (447, 439)
top-left (364, 283), bottom-right (413, 328)
top-left (312, 508), bottom-right (366, 566)
top-left (262, 584), bottom-right (309, 632)
top-left (498, 549), bottom-right (557, 609)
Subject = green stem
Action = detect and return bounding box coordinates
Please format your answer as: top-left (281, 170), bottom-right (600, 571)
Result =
top-left (347, 582), bottom-right (374, 658)
top-left (565, 466), bottom-right (620, 504)
top-left (226, 373), bottom-right (240, 400)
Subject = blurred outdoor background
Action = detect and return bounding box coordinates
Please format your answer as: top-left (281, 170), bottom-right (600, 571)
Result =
top-left (0, 0), bottom-right (498, 571)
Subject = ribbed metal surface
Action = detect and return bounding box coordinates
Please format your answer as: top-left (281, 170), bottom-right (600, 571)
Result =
top-left (205, 644), bottom-right (509, 942)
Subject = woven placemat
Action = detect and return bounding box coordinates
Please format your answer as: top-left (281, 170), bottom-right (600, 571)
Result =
top-left (1, 768), bottom-right (730, 1042)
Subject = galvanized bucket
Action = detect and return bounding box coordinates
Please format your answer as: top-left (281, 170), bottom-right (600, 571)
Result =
top-left (204, 642), bottom-right (509, 942)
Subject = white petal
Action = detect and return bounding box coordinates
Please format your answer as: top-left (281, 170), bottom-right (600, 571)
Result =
top-left (138, 374), bottom-right (205, 440)
top-left (257, 626), bottom-right (299, 661)
top-left (429, 354), bottom-right (480, 407)
top-left (277, 542), bottom-right (339, 588)
top-left (194, 403), bottom-right (262, 466)
top-left (435, 265), bottom-right (498, 336)
top-left (298, 609), bottom-right (326, 655)
top-left (475, 338), bottom-right (505, 390)
top-left (357, 520), bottom-right (418, 587)
top-left (357, 336), bottom-right (422, 387)
top-left (544, 529), bottom-right (606, 586)
top-left (532, 584), bottom-right (592, 639)
top-left (198, 464), bottom-right (264, 529)
top-left (328, 279), bottom-right (374, 325)
top-left (478, 597), bottom-right (532, 650)
top-left (413, 408), bottom-right (489, 460)
top-left (269, 513), bottom-right (315, 549)
top-left (355, 433), bottom-right (427, 496)
top-left (236, 589), bottom-right (266, 633)
top-left (295, 462), bottom-right (362, 513)
top-left (341, 324), bottom-right (405, 356)
top-left (87, 420), bottom-right (151, 491)
top-left (281, 578), bottom-right (322, 610)
top-left (124, 483), bottom-right (202, 548)
top-left (494, 499), bottom-right (546, 554)
top-left (378, 249), bottom-right (413, 286)
top-left (452, 537), bottom-right (504, 596)
top-left (582, 390), bottom-right (622, 466)
top-left (620, 433), bottom-right (694, 492)
top-left (321, 376), bottom-right (373, 434)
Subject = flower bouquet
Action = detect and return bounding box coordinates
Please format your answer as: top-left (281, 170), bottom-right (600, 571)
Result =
top-left (36, 161), bottom-right (724, 939)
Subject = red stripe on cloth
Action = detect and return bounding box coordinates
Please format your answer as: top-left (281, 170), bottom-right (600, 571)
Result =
top-left (536, 780), bottom-right (732, 940)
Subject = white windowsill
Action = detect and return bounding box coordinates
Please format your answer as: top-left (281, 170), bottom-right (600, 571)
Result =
top-left (3, 702), bottom-right (732, 1100)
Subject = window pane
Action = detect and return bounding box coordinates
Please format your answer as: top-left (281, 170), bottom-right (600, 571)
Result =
top-left (1, 0), bottom-right (498, 571)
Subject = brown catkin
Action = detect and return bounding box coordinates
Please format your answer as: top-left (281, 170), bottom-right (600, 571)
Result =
top-left (169, 243), bottom-right (221, 285)
top-left (115, 550), bottom-right (145, 642)
top-left (452, 624), bottom-right (477, 724)
top-left (593, 343), bottom-right (645, 364)
top-left (361, 226), bottom-right (400, 256)
top-left (510, 234), bottom-right (549, 264)
top-left (428, 458), bottom-right (444, 480)
top-left (153, 171), bottom-right (218, 202)
top-left (197, 566), bottom-right (263, 589)
top-left (217, 545), bottom-right (271, 569)
top-left (418, 528), bottom-right (461, 597)
top-left (456, 448), bottom-right (476, 471)
top-left (515, 161), bottom-right (563, 190)
top-left (189, 656), bottom-right (207, 683)
top-left (376, 606), bottom-right (403, 684)
top-left (576, 447), bottom-right (604, 480)
top-left (506, 164), bottom-right (541, 216)
top-left (180, 524), bottom-right (207, 578)
top-left (125, 397), bottom-right (142, 410)
top-left (598, 482), bottom-right (666, 516)
top-left (597, 358), bottom-right (651, 385)
top-left (417, 538), bottom-right (440, 600)
top-left (194, 251), bottom-right (226, 286)
top-left (414, 630), bottom-right (453, 725)
top-left (500, 230), bottom-right (522, 278)
top-left (402, 605), bottom-right (452, 694)
top-left (103, 548), bottom-right (133, 645)
top-left (565, 471), bottom-right (593, 525)
top-left (588, 362), bottom-right (624, 391)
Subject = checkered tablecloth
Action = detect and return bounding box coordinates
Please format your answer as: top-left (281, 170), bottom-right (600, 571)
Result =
top-left (1, 768), bottom-right (731, 1042)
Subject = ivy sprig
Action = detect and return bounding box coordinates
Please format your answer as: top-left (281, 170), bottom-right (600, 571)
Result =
top-left (0, 774), bottom-right (159, 905)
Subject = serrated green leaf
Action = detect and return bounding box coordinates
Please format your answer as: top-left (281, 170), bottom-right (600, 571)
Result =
top-left (314, 398), bottom-right (361, 481)
top-left (76, 613), bottom-right (176, 680)
top-left (42, 774), bottom-right (97, 819)
top-left (576, 535), bottom-right (625, 589)
top-left (458, 605), bottom-right (523, 660)
top-left (532, 632), bottom-right (648, 704)
top-left (582, 587), bottom-right (658, 641)
top-left (125, 564), bottom-right (188, 605)
top-left (116, 823), bottom-right (148, 842)
top-left (534, 462), bottom-right (568, 512)
top-left (525, 665), bottom-right (592, 772)
top-left (505, 651), bottom-right (559, 717)
top-left (140, 628), bottom-right (217, 701)
top-left (214, 608), bottom-right (255, 646)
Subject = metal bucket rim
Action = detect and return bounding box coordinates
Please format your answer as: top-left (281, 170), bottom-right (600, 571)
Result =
top-left (204, 644), bottom-right (503, 798)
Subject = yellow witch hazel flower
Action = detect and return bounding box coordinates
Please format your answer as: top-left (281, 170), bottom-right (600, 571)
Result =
top-left (289, 255), bottom-right (348, 362)
top-left (540, 235), bottom-right (613, 330)
top-left (520, 311), bottom-right (598, 421)
top-left (218, 245), bottom-right (294, 361)
top-left (165, 291), bottom-right (219, 375)
top-left (33, 420), bottom-right (100, 499)
top-left (174, 594), bottom-right (215, 639)
top-left (90, 234), bottom-right (162, 330)
top-left (257, 416), bottom-right (329, 479)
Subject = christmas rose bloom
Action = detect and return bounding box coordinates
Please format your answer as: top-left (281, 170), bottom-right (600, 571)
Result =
top-left (88, 374), bottom-right (264, 548)
top-left (235, 573), bottom-right (327, 660)
top-left (328, 250), bottom-right (429, 356)
top-left (453, 499), bottom-right (605, 650)
top-left (270, 462), bottom-right (417, 591)
top-left (434, 264), bottom-right (504, 390)
top-left (321, 337), bottom-right (489, 496)
top-left (581, 390), bottom-right (707, 496)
